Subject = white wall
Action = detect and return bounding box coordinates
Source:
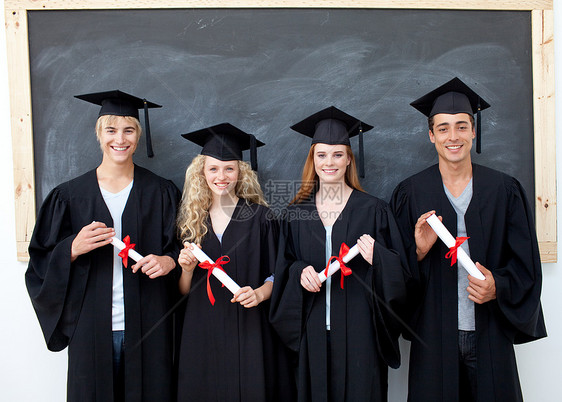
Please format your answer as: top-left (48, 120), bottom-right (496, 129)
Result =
top-left (1, 3), bottom-right (561, 401)
top-left (0, 4), bottom-right (68, 400)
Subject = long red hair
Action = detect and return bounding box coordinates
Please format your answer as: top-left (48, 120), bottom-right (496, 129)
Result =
top-left (290, 144), bottom-right (364, 204)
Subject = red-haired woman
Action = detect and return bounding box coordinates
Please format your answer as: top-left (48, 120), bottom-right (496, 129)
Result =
top-left (270, 107), bottom-right (407, 402)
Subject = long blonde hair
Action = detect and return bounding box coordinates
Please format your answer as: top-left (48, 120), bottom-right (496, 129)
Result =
top-left (291, 143), bottom-right (364, 204)
top-left (177, 155), bottom-right (267, 244)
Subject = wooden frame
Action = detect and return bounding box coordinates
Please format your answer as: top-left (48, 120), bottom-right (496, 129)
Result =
top-left (4, 1), bottom-right (556, 262)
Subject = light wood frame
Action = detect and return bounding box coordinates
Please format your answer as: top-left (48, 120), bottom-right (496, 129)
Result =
top-left (4, 1), bottom-right (556, 262)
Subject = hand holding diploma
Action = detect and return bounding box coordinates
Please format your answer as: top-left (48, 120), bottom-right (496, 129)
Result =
top-left (318, 243), bottom-right (359, 283)
top-left (111, 235), bottom-right (143, 265)
top-left (301, 240), bottom-right (363, 292)
top-left (300, 266), bottom-right (322, 293)
top-left (414, 211), bottom-right (440, 261)
top-left (231, 282), bottom-right (273, 308)
top-left (425, 213), bottom-right (485, 280)
top-left (467, 263), bottom-right (497, 304)
top-left (178, 243), bottom-right (200, 273)
top-left (187, 242), bottom-right (241, 305)
top-left (71, 221), bottom-right (115, 262)
top-left (356, 234), bottom-right (375, 265)
top-left (111, 236), bottom-right (175, 278)
top-left (178, 243), bottom-right (199, 296)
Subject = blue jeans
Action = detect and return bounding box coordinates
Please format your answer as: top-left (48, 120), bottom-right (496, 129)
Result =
top-left (458, 330), bottom-right (477, 402)
top-left (113, 330), bottom-right (125, 402)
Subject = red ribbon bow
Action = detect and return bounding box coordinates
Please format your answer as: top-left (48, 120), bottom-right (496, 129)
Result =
top-left (445, 237), bottom-right (470, 266)
top-left (324, 243), bottom-right (353, 289)
top-left (117, 235), bottom-right (136, 268)
top-left (198, 256), bottom-right (231, 305)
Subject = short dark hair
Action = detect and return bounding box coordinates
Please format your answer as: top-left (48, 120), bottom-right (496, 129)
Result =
top-left (428, 114), bottom-right (475, 132)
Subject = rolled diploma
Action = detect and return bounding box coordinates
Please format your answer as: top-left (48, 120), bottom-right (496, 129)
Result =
top-left (188, 243), bottom-right (241, 295)
top-left (111, 236), bottom-right (144, 263)
top-left (425, 214), bottom-right (485, 280)
top-left (317, 244), bottom-right (360, 283)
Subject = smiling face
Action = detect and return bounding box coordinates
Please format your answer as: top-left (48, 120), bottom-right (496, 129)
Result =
top-left (429, 112), bottom-right (475, 166)
top-left (203, 156), bottom-right (239, 198)
top-left (313, 143), bottom-right (351, 184)
top-left (97, 115), bottom-right (140, 165)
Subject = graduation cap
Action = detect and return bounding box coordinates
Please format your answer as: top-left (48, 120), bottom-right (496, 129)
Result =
top-left (290, 106), bottom-right (374, 178)
top-left (75, 90), bottom-right (162, 158)
top-left (410, 77), bottom-right (491, 153)
top-left (181, 123), bottom-right (265, 170)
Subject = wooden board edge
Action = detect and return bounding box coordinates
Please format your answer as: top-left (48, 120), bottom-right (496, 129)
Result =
top-left (539, 241), bottom-right (557, 263)
top-left (532, 9), bottom-right (557, 262)
top-left (3, 0), bottom-right (555, 12)
top-left (5, 8), bottom-right (36, 262)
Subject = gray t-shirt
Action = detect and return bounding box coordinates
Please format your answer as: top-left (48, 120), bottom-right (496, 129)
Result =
top-left (444, 179), bottom-right (475, 331)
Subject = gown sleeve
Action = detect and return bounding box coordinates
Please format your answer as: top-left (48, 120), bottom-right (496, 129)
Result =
top-left (260, 209), bottom-right (280, 280)
top-left (160, 181), bottom-right (182, 282)
top-left (369, 204), bottom-right (408, 369)
top-left (491, 177), bottom-right (547, 342)
top-left (25, 186), bottom-right (90, 351)
top-left (389, 181), bottom-right (429, 324)
top-left (269, 217), bottom-right (309, 352)
top-left (389, 180), bottom-right (423, 285)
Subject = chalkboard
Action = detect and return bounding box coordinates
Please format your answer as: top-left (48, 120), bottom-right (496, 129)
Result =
top-left (28, 9), bottom-right (534, 210)
top-left (6, 2), bottom-right (555, 261)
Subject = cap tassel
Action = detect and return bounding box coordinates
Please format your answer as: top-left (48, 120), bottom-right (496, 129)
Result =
top-left (250, 134), bottom-right (258, 171)
top-left (358, 124), bottom-right (365, 178)
top-left (144, 99), bottom-right (154, 158)
top-left (476, 100), bottom-right (481, 154)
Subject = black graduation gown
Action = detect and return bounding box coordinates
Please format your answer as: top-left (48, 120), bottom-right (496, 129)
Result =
top-left (177, 200), bottom-right (295, 402)
top-left (25, 165), bottom-right (181, 402)
top-left (269, 190), bottom-right (407, 402)
top-left (390, 164), bottom-right (547, 402)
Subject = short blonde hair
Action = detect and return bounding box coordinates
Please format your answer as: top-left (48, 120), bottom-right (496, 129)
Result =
top-left (95, 115), bottom-right (142, 142)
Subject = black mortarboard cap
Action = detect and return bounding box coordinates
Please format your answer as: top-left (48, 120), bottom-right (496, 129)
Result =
top-left (75, 90), bottom-right (161, 157)
top-left (410, 77), bottom-right (491, 153)
top-left (181, 123), bottom-right (265, 170)
top-left (290, 106), bottom-right (374, 177)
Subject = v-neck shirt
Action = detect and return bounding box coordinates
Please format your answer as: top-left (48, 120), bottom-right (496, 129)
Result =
top-left (443, 178), bottom-right (475, 331)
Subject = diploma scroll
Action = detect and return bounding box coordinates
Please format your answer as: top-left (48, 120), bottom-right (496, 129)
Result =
top-left (188, 243), bottom-right (242, 295)
top-left (425, 214), bottom-right (485, 280)
top-left (317, 244), bottom-right (360, 283)
top-left (111, 236), bottom-right (144, 263)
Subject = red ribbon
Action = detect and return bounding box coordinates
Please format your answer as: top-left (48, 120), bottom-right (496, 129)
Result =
top-left (445, 237), bottom-right (470, 266)
top-left (117, 235), bottom-right (136, 268)
top-left (324, 243), bottom-right (353, 289)
top-left (198, 256), bottom-right (230, 305)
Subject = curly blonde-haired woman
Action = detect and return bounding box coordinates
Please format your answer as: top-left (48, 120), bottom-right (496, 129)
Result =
top-left (177, 153), bottom-right (266, 245)
top-left (176, 123), bottom-right (295, 402)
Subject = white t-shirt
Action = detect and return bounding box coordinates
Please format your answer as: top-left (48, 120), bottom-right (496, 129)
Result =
top-left (100, 180), bottom-right (133, 331)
